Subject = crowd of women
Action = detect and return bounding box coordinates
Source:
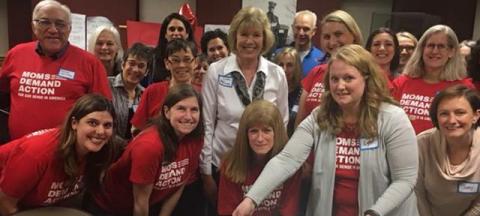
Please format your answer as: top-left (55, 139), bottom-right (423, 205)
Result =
top-left (1, 0), bottom-right (480, 215)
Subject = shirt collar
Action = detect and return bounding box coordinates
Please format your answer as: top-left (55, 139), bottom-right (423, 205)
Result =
top-left (225, 54), bottom-right (269, 76)
top-left (35, 41), bottom-right (69, 60)
top-left (112, 73), bottom-right (145, 92)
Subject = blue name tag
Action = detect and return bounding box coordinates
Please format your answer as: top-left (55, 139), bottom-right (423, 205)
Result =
top-left (458, 182), bottom-right (480, 194)
top-left (360, 139), bottom-right (379, 151)
top-left (58, 68), bottom-right (75, 79)
top-left (218, 74), bottom-right (233, 88)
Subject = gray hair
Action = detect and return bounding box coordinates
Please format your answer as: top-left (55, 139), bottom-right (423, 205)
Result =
top-left (32, 0), bottom-right (71, 23)
top-left (87, 25), bottom-right (124, 63)
top-left (294, 10), bottom-right (317, 27)
top-left (403, 24), bottom-right (466, 81)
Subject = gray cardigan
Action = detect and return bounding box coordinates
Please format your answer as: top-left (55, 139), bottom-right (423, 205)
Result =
top-left (246, 103), bottom-right (419, 216)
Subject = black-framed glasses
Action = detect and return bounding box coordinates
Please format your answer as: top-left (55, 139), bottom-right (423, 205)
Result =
top-left (33, 19), bottom-right (69, 31)
top-left (167, 57), bottom-right (195, 65)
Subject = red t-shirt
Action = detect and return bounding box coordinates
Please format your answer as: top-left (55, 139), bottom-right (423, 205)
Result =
top-left (218, 162), bottom-right (302, 216)
top-left (333, 127), bottom-right (360, 216)
top-left (393, 75), bottom-right (474, 134)
top-left (0, 128), bottom-right (85, 208)
top-left (130, 81), bottom-right (170, 129)
top-left (93, 126), bottom-right (203, 215)
top-left (301, 64), bottom-right (327, 117)
top-left (0, 42), bottom-right (112, 139)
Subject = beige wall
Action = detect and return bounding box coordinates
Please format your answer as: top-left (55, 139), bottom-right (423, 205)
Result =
top-left (1, 0), bottom-right (479, 56)
top-left (341, 0), bottom-right (393, 45)
top-left (0, 0), bottom-right (8, 56)
top-left (139, 0), bottom-right (196, 23)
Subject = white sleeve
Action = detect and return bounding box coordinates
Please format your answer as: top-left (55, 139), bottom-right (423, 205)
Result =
top-left (199, 65), bottom-right (219, 175)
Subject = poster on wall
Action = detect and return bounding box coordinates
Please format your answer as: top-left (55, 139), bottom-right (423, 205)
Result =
top-left (242, 0), bottom-right (296, 49)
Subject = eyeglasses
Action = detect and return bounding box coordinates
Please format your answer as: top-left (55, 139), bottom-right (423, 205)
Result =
top-left (424, 43), bottom-right (450, 51)
top-left (33, 19), bottom-right (69, 31)
top-left (399, 45), bottom-right (415, 52)
top-left (167, 57), bottom-right (195, 65)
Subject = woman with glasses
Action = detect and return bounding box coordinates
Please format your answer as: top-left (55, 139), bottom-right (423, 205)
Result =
top-left (108, 42), bottom-right (152, 140)
top-left (200, 6), bottom-right (288, 212)
top-left (393, 25), bottom-right (474, 134)
top-left (87, 25), bottom-right (124, 77)
top-left (396, 31), bottom-right (418, 73)
top-left (130, 39), bottom-right (198, 134)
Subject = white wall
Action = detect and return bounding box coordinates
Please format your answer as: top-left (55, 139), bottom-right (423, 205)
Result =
top-left (0, 0), bottom-right (9, 56)
top-left (341, 0), bottom-right (393, 45)
top-left (139, 0), bottom-right (196, 23)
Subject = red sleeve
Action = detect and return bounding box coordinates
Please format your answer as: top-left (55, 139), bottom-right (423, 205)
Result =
top-left (392, 75), bottom-right (408, 100)
top-left (0, 49), bottom-right (13, 92)
top-left (0, 146), bottom-right (44, 199)
top-left (301, 65), bottom-right (321, 92)
top-left (129, 132), bottom-right (163, 184)
top-left (88, 57), bottom-right (112, 100)
top-left (278, 171), bottom-right (302, 216)
top-left (217, 171), bottom-right (244, 216)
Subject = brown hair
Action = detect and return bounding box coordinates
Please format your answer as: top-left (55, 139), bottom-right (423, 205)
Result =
top-left (222, 100), bottom-right (288, 184)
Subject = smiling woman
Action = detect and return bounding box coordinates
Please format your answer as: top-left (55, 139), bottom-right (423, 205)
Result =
top-left (199, 7), bottom-right (289, 212)
top-left (0, 94), bottom-right (118, 215)
top-left (87, 25), bottom-right (124, 77)
top-left (393, 24), bottom-right (474, 134)
top-left (416, 84), bottom-right (480, 216)
top-left (89, 84), bottom-right (204, 216)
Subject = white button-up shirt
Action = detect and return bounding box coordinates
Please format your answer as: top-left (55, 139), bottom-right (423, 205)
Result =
top-left (200, 54), bottom-right (289, 175)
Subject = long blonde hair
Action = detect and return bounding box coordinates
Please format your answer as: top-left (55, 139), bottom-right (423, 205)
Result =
top-left (222, 100), bottom-right (288, 183)
top-left (316, 44), bottom-right (398, 139)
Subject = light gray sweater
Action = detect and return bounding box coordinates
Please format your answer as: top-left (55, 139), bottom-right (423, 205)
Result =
top-left (246, 103), bottom-right (419, 216)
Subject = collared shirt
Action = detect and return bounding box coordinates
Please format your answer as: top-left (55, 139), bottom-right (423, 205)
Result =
top-left (34, 41), bottom-right (69, 60)
top-left (200, 54), bottom-right (289, 175)
top-left (108, 74), bottom-right (144, 139)
top-left (301, 46), bottom-right (326, 78)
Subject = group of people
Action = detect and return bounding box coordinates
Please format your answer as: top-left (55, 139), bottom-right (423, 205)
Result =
top-left (1, 0), bottom-right (480, 216)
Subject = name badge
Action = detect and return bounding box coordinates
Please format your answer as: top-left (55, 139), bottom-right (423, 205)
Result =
top-left (58, 68), bottom-right (75, 80)
top-left (132, 104), bottom-right (139, 112)
top-left (218, 74), bottom-right (233, 88)
top-left (292, 105), bottom-right (299, 112)
top-left (360, 138), bottom-right (379, 151)
top-left (458, 182), bottom-right (479, 194)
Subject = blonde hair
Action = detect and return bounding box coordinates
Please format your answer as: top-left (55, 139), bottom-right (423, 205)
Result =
top-left (222, 100), bottom-right (288, 183)
top-left (396, 31), bottom-right (418, 46)
top-left (317, 44), bottom-right (397, 139)
top-left (274, 47), bottom-right (302, 92)
top-left (320, 10), bottom-right (363, 45)
top-left (403, 24), bottom-right (466, 81)
top-left (228, 6), bottom-right (275, 55)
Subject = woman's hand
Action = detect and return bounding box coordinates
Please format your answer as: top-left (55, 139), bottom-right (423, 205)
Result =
top-left (201, 174), bottom-right (218, 205)
top-left (232, 197), bottom-right (256, 216)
